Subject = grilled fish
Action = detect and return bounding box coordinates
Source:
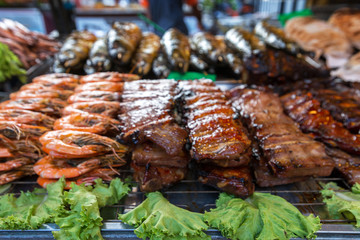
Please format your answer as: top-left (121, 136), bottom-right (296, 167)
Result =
top-left (107, 22), bottom-right (142, 66)
top-left (132, 32), bottom-right (161, 76)
top-left (161, 28), bottom-right (190, 73)
top-left (84, 38), bottom-right (111, 74)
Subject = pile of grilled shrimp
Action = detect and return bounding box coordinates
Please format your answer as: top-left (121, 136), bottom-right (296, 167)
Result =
top-left (0, 72), bottom-right (138, 188)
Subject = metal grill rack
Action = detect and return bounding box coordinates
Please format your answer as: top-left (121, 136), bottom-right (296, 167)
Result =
top-left (1, 82), bottom-right (360, 239)
top-left (1, 167), bottom-right (360, 240)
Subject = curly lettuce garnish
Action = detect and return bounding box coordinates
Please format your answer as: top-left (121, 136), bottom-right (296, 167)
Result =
top-left (119, 191), bottom-right (210, 240)
top-left (0, 178), bottom-right (65, 230)
top-left (53, 178), bottom-right (130, 240)
top-left (321, 182), bottom-right (360, 227)
top-left (204, 192), bottom-right (321, 240)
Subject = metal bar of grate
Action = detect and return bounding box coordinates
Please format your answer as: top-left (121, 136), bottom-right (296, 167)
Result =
top-left (2, 173), bottom-right (360, 239)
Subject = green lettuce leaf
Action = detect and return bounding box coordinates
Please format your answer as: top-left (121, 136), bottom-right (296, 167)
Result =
top-left (321, 182), bottom-right (360, 227)
top-left (91, 178), bottom-right (130, 208)
top-left (119, 191), bottom-right (210, 240)
top-left (53, 184), bottom-right (103, 240)
top-left (53, 178), bottom-right (130, 240)
top-left (205, 192), bottom-right (321, 240)
top-left (0, 178), bottom-right (65, 230)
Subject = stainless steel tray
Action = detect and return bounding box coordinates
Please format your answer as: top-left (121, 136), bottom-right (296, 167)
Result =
top-left (1, 168), bottom-right (360, 239)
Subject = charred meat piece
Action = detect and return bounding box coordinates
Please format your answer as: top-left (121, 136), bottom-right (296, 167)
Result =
top-left (179, 80), bottom-right (252, 168)
top-left (161, 28), bottom-right (191, 73)
top-left (132, 163), bottom-right (187, 192)
top-left (132, 32), bottom-right (161, 76)
top-left (84, 38), bottom-right (112, 74)
top-left (325, 147), bottom-right (360, 185)
top-left (231, 88), bottom-right (334, 178)
top-left (118, 80), bottom-right (189, 192)
top-left (281, 91), bottom-right (360, 155)
top-left (198, 166), bottom-right (254, 198)
top-left (132, 142), bottom-right (188, 168)
top-left (107, 22), bottom-right (142, 66)
top-left (251, 138), bottom-right (308, 187)
top-left (312, 89), bottom-right (360, 133)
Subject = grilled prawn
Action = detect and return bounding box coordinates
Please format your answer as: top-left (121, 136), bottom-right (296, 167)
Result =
top-left (37, 168), bottom-right (118, 189)
top-left (0, 109), bottom-right (55, 128)
top-left (67, 91), bottom-right (121, 103)
top-left (40, 130), bottom-right (128, 159)
top-left (10, 89), bottom-right (73, 100)
top-left (62, 101), bottom-right (121, 118)
top-left (74, 82), bottom-right (123, 92)
top-left (54, 112), bottom-right (120, 135)
top-left (80, 72), bottom-right (139, 83)
top-left (0, 98), bottom-right (67, 117)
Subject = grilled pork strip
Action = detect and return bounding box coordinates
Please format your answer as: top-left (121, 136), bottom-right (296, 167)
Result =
top-left (281, 91), bottom-right (360, 155)
top-left (198, 166), bottom-right (254, 198)
top-left (231, 88), bottom-right (334, 178)
top-left (118, 80), bottom-right (189, 192)
top-left (132, 163), bottom-right (187, 193)
top-left (312, 89), bottom-right (360, 133)
top-left (179, 80), bottom-right (252, 167)
top-left (325, 147), bottom-right (360, 186)
top-left (178, 80), bottom-right (254, 197)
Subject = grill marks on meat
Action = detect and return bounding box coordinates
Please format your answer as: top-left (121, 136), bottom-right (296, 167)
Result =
top-left (118, 80), bottom-right (189, 192)
top-left (325, 147), bottom-right (360, 186)
top-left (178, 80), bottom-right (254, 197)
top-left (230, 88), bottom-right (334, 182)
top-left (179, 81), bottom-right (252, 166)
top-left (312, 89), bottom-right (360, 133)
top-left (281, 91), bottom-right (360, 155)
top-left (198, 166), bottom-right (254, 197)
top-left (132, 163), bottom-right (187, 192)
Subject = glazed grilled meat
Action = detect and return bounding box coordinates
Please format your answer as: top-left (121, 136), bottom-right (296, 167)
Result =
top-left (198, 166), bottom-right (254, 198)
top-left (252, 141), bottom-right (307, 187)
top-left (312, 89), bottom-right (360, 133)
top-left (178, 80), bottom-right (252, 167)
top-left (230, 88), bottom-right (334, 179)
top-left (281, 91), bottom-right (360, 155)
top-left (118, 80), bottom-right (189, 192)
top-left (325, 147), bottom-right (360, 185)
top-left (132, 163), bottom-right (187, 193)
top-left (178, 80), bottom-right (254, 197)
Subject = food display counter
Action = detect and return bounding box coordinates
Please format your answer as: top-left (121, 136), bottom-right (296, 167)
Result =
top-left (1, 2), bottom-right (360, 240)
